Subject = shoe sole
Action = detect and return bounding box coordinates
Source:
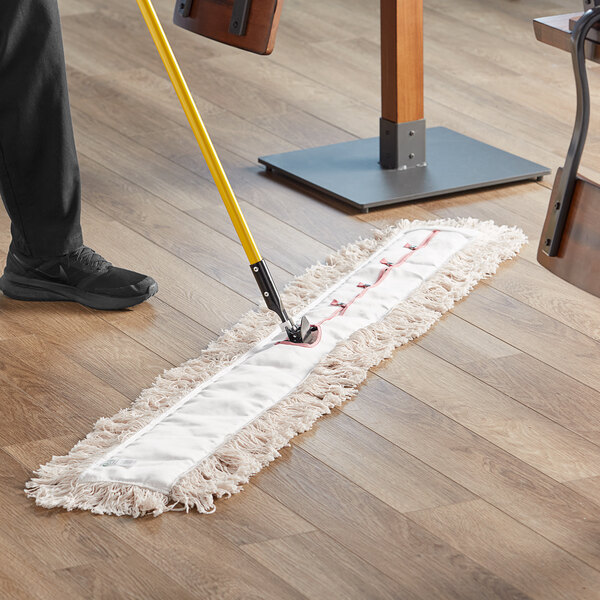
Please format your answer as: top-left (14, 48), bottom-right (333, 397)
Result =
top-left (0, 273), bottom-right (158, 310)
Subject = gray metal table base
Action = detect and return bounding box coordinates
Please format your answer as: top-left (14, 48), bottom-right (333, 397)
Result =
top-left (259, 127), bottom-right (550, 212)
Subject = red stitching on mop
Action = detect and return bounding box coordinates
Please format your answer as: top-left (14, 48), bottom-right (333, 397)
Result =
top-left (330, 299), bottom-right (346, 307)
top-left (280, 230), bottom-right (440, 348)
top-left (414, 229), bottom-right (439, 250)
top-left (339, 264), bottom-right (390, 316)
top-left (317, 306), bottom-right (344, 326)
top-left (338, 229), bottom-right (440, 317)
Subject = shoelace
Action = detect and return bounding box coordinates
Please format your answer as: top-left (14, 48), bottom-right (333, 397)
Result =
top-left (67, 246), bottom-right (111, 270)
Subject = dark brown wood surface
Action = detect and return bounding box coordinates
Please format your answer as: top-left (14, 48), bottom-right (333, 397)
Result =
top-left (173, 0), bottom-right (283, 55)
top-left (569, 15), bottom-right (600, 43)
top-left (538, 169), bottom-right (600, 297)
top-left (533, 12), bottom-right (600, 62)
top-left (1, 0), bottom-right (600, 598)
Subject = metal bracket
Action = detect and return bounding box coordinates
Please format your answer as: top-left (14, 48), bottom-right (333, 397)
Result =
top-left (542, 7), bottom-right (600, 256)
top-left (177, 0), bottom-right (193, 18)
top-left (584, 0), bottom-right (600, 10)
top-left (379, 118), bottom-right (426, 170)
top-left (229, 0), bottom-right (252, 36)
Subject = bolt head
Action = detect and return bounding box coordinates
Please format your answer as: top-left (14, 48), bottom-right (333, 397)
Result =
top-left (264, 292), bottom-right (270, 297)
top-left (409, 130), bottom-right (415, 136)
top-left (409, 153), bottom-right (415, 159)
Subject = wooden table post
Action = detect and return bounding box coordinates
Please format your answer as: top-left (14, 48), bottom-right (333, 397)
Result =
top-left (380, 0), bottom-right (426, 169)
top-left (381, 0), bottom-right (424, 124)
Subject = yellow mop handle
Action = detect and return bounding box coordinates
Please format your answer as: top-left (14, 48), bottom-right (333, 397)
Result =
top-left (136, 0), bottom-right (262, 264)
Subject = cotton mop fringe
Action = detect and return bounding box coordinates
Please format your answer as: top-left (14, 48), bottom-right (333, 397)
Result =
top-left (26, 218), bottom-right (526, 517)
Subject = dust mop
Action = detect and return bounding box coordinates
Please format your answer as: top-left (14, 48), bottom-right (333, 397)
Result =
top-left (25, 2), bottom-right (527, 516)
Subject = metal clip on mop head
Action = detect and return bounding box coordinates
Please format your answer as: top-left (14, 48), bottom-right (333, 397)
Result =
top-left (250, 260), bottom-right (317, 344)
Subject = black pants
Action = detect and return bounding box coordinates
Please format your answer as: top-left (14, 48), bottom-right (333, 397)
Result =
top-left (0, 0), bottom-right (82, 257)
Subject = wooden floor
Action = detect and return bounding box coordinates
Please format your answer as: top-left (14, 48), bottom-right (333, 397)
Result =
top-left (1, 0), bottom-right (599, 598)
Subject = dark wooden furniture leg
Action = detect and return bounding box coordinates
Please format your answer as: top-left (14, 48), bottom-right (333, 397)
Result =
top-left (537, 7), bottom-right (600, 297)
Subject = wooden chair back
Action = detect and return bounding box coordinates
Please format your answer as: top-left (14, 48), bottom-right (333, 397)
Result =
top-left (173, 0), bottom-right (283, 55)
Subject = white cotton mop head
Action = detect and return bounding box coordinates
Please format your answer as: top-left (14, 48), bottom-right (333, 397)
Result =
top-left (26, 218), bottom-right (526, 517)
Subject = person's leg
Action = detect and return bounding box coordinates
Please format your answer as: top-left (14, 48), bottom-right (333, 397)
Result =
top-left (0, 0), bottom-right (157, 309)
top-left (0, 0), bottom-right (83, 257)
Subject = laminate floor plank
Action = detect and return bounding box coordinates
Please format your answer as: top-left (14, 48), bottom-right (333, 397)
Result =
top-left (3, 436), bottom-right (82, 472)
top-left (296, 409), bottom-right (475, 513)
top-left (342, 375), bottom-right (600, 571)
top-left (130, 123), bottom-right (373, 248)
top-left (0, 535), bottom-right (82, 600)
top-left (0, 453), bottom-right (132, 572)
top-left (79, 151), bottom-right (331, 277)
top-left (97, 296), bottom-right (216, 367)
top-left (375, 343), bottom-right (600, 481)
top-left (409, 498), bottom-right (600, 600)
top-left (241, 530), bottom-right (418, 600)
top-left (0, 336), bottom-right (130, 433)
top-left (254, 446), bottom-right (532, 600)
top-left (0, 382), bottom-right (73, 448)
top-left (54, 555), bottom-right (202, 600)
top-left (201, 485), bottom-right (317, 547)
top-left (565, 477), bottom-right (600, 507)
top-left (418, 314), bottom-right (600, 445)
top-left (67, 63), bottom-right (370, 256)
top-left (451, 286), bottom-right (600, 391)
top-left (92, 512), bottom-right (310, 600)
top-left (0, 299), bottom-right (171, 401)
top-left (479, 257), bottom-right (600, 341)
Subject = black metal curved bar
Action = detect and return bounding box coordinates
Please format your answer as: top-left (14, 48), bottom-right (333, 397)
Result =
top-left (542, 7), bottom-right (600, 256)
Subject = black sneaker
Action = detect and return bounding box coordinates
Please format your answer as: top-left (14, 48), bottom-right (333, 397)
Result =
top-left (0, 245), bottom-right (158, 310)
